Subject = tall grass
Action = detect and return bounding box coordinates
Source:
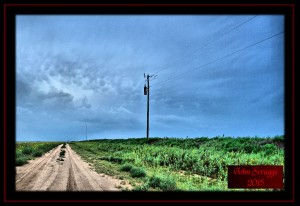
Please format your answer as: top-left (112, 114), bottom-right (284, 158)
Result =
top-left (16, 142), bottom-right (62, 166)
top-left (69, 136), bottom-right (284, 191)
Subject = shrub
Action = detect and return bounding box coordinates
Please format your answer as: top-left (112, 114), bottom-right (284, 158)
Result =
top-left (22, 146), bottom-right (33, 155)
top-left (16, 150), bottom-right (23, 158)
top-left (148, 175), bottom-right (161, 188)
top-left (273, 135), bottom-right (284, 142)
top-left (133, 184), bottom-right (149, 191)
top-left (263, 144), bottom-right (277, 155)
top-left (61, 143), bottom-right (66, 148)
top-left (120, 163), bottom-right (133, 172)
top-left (159, 176), bottom-right (177, 191)
top-left (130, 167), bottom-right (146, 178)
top-left (148, 175), bottom-right (177, 191)
top-left (32, 150), bottom-right (43, 157)
top-left (109, 157), bottom-right (123, 163)
top-left (16, 156), bottom-right (31, 166)
top-left (100, 156), bottom-right (123, 163)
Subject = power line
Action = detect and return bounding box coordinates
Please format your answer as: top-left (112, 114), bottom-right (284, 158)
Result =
top-left (94, 16), bottom-right (258, 84)
top-left (103, 16), bottom-right (261, 113)
top-left (152, 31), bottom-right (284, 87)
top-left (104, 29), bottom-right (284, 126)
top-left (109, 16), bottom-right (258, 82)
top-left (151, 15), bottom-right (258, 76)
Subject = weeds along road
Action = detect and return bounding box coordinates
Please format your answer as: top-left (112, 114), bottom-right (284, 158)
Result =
top-left (16, 144), bottom-right (127, 191)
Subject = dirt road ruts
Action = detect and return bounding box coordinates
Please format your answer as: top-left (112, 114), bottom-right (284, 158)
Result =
top-left (16, 144), bottom-right (130, 191)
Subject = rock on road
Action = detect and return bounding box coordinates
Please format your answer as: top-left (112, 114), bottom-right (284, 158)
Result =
top-left (16, 144), bottom-right (129, 191)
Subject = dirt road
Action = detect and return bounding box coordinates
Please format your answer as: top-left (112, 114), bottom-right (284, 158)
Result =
top-left (16, 144), bottom-right (130, 191)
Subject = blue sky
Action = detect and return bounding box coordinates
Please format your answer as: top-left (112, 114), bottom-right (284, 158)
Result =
top-left (16, 15), bottom-right (284, 141)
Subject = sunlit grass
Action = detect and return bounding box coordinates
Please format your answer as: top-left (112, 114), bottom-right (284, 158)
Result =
top-left (69, 136), bottom-right (284, 191)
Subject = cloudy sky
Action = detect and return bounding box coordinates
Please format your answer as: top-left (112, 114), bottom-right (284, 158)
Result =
top-left (16, 15), bottom-right (284, 141)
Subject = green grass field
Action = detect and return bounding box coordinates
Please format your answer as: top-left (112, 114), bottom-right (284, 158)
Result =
top-left (16, 142), bottom-right (62, 166)
top-left (69, 136), bottom-right (284, 191)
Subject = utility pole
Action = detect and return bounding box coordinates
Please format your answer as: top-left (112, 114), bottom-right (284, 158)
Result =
top-left (144, 73), bottom-right (157, 139)
top-left (146, 74), bottom-right (150, 139)
top-left (85, 123), bottom-right (87, 141)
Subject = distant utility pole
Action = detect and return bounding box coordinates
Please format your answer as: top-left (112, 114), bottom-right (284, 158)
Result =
top-left (85, 123), bottom-right (87, 141)
top-left (144, 73), bottom-right (157, 139)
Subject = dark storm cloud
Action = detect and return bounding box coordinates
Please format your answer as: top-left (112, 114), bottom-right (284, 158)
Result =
top-left (37, 89), bottom-right (74, 107)
top-left (16, 77), bottom-right (32, 104)
top-left (16, 15), bottom-right (284, 140)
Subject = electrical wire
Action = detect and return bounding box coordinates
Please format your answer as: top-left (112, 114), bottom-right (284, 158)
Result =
top-left (151, 15), bottom-right (258, 76)
top-left (152, 31), bottom-right (284, 87)
top-left (109, 25), bottom-right (283, 121)
top-left (91, 25), bottom-right (283, 128)
top-left (109, 16), bottom-right (258, 81)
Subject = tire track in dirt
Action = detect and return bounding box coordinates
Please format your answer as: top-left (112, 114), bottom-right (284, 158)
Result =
top-left (66, 158), bottom-right (77, 191)
top-left (67, 144), bottom-right (104, 191)
top-left (16, 145), bottom-right (62, 190)
top-left (45, 146), bottom-right (70, 191)
top-left (16, 144), bottom-right (131, 191)
top-left (31, 148), bottom-right (63, 190)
